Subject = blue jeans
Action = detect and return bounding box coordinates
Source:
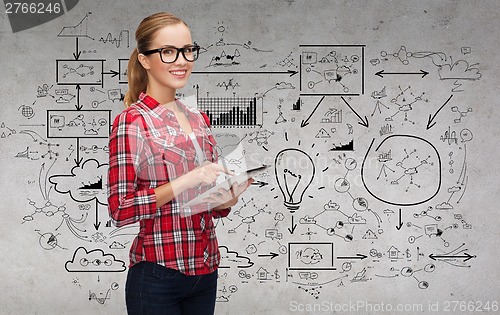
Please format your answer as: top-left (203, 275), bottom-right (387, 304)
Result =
top-left (125, 261), bottom-right (218, 315)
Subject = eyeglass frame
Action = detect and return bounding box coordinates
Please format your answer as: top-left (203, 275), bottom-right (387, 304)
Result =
top-left (140, 45), bottom-right (200, 63)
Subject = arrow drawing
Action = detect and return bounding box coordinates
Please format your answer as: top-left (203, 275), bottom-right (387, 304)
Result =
top-left (337, 254), bottom-right (368, 260)
top-left (251, 180), bottom-right (269, 188)
top-left (258, 252), bottom-right (279, 259)
top-left (288, 215), bottom-right (297, 234)
top-left (94, 199), bottom-right (101, 231)
top-left (429, 253), bottom-right (475, 262)
top-left (300, 96), bottom-right (325, 127)
top-left (375, 69), bottom-right (429, 78)
top-left (75, 85), bottom-right (82, 110)
top-left (192, 70), bottom-right (298, 77)
top-left (73, 37), bottom-right (81, 60)
top-left (396, 208), bottom-right (403, 230)
top-left (426, 94), bottom-right (454, 130)
top-left (103, 70), bottom-right (119, 78)
top-left (340, 96), bottom-right (369, 128)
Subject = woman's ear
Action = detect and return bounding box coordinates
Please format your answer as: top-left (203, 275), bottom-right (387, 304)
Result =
top-left (137, 53), bottom-right (151, 70)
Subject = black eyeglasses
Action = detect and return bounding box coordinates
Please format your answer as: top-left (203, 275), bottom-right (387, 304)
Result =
top-left (141, 45), bottom-right (200, 63)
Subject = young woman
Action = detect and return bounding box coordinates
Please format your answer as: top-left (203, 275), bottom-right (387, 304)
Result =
top-left (107, 12), bottom-right (252, 315)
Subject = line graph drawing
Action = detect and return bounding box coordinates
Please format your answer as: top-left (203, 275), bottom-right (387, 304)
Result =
top-left (99, 30), bottom-right (130, 48)
top-left (58, 12), bottom-right (95, 39)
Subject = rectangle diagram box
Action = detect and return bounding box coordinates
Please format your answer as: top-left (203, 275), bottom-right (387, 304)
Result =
top-left (299, 45), bottom-right (365, 96)
top-left (118, 58), bottom-right (129, 84)
top-left (56, 59), bottom-right (105, 86)
top-left (47, 110), bottom-right (111, 138)
top-left (288, 242), bottom-right (336, 271)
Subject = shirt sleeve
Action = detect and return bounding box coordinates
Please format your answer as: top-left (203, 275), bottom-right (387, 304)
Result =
top-left (212, 208), bottom-right (231, 218)
top-left (107, 111), bottom-right (158, 227)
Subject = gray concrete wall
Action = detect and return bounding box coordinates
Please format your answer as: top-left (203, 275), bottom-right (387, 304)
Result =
top-left (1, 1), bottom-right (499, 314)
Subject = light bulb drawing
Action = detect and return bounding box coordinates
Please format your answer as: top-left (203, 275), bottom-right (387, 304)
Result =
top-left (274, 148), bottom-right (315, 212)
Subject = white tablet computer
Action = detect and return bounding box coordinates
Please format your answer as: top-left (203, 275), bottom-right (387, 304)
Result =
top-left (182, 165), bottom-right (269, 208)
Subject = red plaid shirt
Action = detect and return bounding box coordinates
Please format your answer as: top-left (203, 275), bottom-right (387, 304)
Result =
top-left (107, 92), bottom-right (230, 275)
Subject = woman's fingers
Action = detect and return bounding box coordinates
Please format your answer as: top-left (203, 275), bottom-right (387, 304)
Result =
top-left (197, 163), bottom-right (223, 185)
top-left (204, 188), bottom-right (233, 203)
top-left (232, 178), bottom-right (253, 195)
top-left (203, 178), bottom-right (255, 207)
top-left (197, 163), bottom-right (236, 186)
top-left (211, 163), bottom-right (234, 176)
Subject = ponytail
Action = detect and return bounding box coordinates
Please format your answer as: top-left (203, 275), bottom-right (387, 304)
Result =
top-left (124, 48), bottom-right (148, 107)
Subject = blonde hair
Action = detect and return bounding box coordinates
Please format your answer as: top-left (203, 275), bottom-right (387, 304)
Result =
top-left (124, 12), bottom-right (188, 107)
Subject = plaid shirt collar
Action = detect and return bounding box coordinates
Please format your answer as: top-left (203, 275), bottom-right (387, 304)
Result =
top-left (137, 92), bottom-right (201, 125)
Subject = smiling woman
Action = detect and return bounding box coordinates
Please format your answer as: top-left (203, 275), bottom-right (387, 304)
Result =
top-left (123, 12), bottom-right (192, 107)
top-left (135, 22), bottom-right (197, 105)
top-left (107, 11), bottom-right (252, 315)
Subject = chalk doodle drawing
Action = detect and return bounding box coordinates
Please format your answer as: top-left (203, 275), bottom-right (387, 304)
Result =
top-left (6, 7), bottom-right (488, 313)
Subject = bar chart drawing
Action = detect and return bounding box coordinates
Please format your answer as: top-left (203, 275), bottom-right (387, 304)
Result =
top-left (321, 108), bottom-right (342, 123)
top-left (292, 98), bottom-right (301, 111)
top-left (197, 96), bottom-right (263, 127)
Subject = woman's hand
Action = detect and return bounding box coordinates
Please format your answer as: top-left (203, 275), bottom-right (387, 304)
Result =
top-left (204, 178), bottom-right (254, 210)
top-left (185, 161), bottom-right (234, 189)
top-left (155, 163), bottom-right (233, 209)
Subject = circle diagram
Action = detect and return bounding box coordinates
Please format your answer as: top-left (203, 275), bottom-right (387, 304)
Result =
top-left (362, 135), bottom-right (441, 206)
